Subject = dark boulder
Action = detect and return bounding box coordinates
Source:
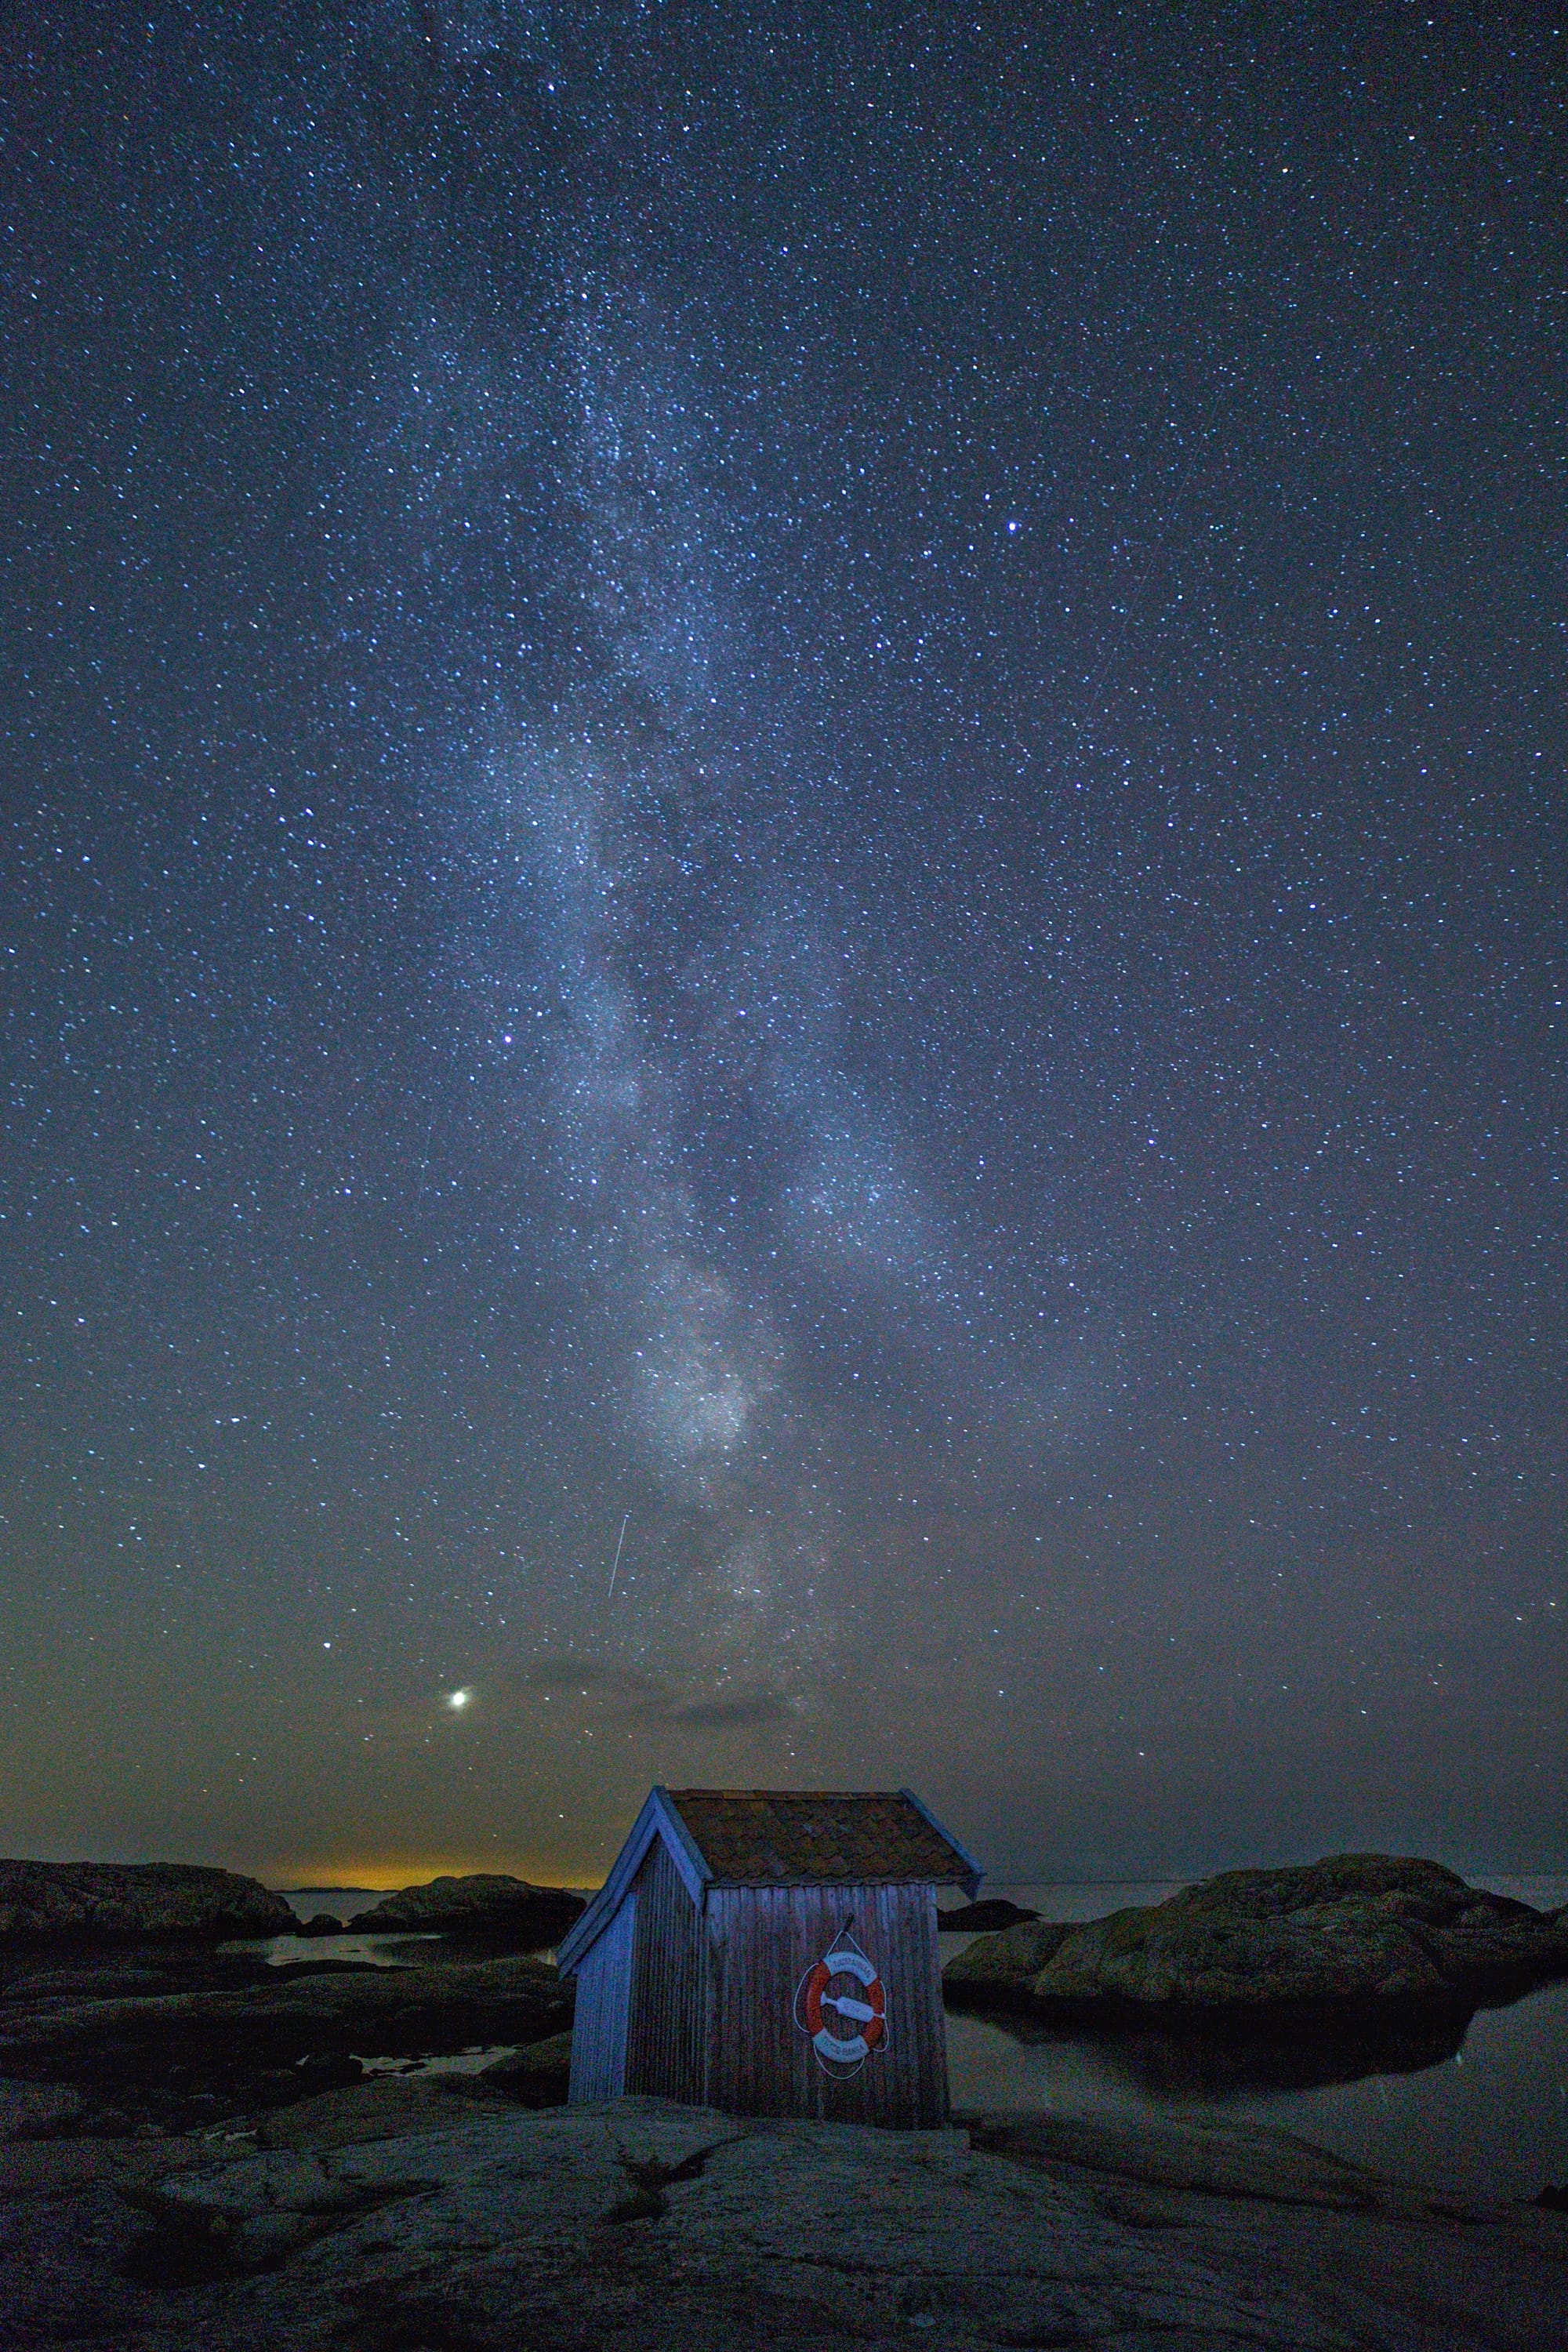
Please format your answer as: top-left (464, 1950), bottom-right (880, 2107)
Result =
top-left (942, 1916), bottom-right (1076, 1998)
top-left (292, 1914), bottom-right (346, 1937)
top-left (0, 1861), bottom-right (296, 1945)
top-left (937, 1898), bottom-right (1040, 1933)
top-left (347, 1874), bottom-right (583, 1944)
top-left (946, 1855), bottom-right (1568, 2015)
top-left (474, 2030), bottom-right (573, 2107)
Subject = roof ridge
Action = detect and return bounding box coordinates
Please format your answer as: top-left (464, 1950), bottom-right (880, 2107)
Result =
top-left (665, 1787), bottom-right (910, 1798)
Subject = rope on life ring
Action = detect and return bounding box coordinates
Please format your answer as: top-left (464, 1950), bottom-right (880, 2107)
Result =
top-left (792, 1918), bottom-right (888, 2075)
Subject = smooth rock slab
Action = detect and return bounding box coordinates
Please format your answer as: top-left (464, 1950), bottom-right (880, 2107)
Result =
top-left (965, 2110), bottom-right (1388, 2210)
top-left (2, 2096), bottom-right (1564, 2349)
top-left (0, 2099), bottom-right (1357, 2350)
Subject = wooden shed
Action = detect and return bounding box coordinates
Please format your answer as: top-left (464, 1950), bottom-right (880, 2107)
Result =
top-left (557, 1786), bottom-right (982, 2128)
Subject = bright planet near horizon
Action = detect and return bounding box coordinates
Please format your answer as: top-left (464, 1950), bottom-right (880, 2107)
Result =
top-left (0, 4), bottom-right (1563, 1896)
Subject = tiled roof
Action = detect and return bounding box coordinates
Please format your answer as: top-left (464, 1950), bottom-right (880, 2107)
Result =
top-left (663, 1788), bottom-right (976, 1886)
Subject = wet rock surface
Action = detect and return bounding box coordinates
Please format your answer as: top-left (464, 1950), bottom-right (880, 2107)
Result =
top-left (1, 2092), bottom-right (1563, 2350)
top-left (0, 1861), bottom-right (296, 1945)
top-left (946, 1854), bottom-right (1568, 2016)
top-left (0, 1951), bottom-right (572, 2132)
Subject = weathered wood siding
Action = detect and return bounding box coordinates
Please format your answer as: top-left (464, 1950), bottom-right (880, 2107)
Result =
top-left (566, 1886), bottom-right (637, 2103)
top-left (622, 1837), bottom-right (706, 2102)
top-left (702, 1881), bottom-right (949, 2128)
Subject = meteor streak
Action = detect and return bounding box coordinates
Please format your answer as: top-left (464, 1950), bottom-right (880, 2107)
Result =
top-left (607, 1512), bottom-right (630, 1599)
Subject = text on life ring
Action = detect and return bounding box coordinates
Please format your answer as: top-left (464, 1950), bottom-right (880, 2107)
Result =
top-left (797, 1944), bottom-right (886, 2066)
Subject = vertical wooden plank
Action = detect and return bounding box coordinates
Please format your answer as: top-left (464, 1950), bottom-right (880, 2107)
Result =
top-left (566, 1889), bottom-right (637, 2103)
top-left (681, 1875), bottom-right (952, 2128)
top-left (700, 1886), bottom-right (724, 2110)
top-left (623, 1837), bottom-right (706, 2103)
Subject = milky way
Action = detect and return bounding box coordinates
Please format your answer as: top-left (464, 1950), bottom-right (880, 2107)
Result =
top-left (2, 4), bottom-right (1563, 1882)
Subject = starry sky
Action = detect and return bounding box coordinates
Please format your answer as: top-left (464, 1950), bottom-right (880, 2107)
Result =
top-left (2, 3), bottom-right (1564, 1889)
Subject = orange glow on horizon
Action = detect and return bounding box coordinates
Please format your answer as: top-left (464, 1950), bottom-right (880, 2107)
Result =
top-left (257, 1853), bottom-right (603, 1893)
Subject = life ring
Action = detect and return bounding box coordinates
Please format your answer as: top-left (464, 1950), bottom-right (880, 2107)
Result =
top-left (794, 1943), bottom-right (887, 2068)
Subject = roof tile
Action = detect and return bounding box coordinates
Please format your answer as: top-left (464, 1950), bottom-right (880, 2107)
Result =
top-left (664, 1789), bottom-right (973, 1886)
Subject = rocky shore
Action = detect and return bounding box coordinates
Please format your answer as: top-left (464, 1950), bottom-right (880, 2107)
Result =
top-left (2, 2088), bottom-right (1564, 2349)
top-left (0, 1951), bottom-right (573, 2132)
top-left (0, 1863), bottom-right (296, 1944)
top-left (2, 1849), bottom-right (1563, 2345)
top-left (0, 1862), bottom-right (581, 2136)
top-left (0, 1860), bottom-right (585, 1950)
top-left (945, 1854), bottom-right (1568, 2017)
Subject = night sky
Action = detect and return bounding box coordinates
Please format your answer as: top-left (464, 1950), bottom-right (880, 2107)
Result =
top-left (3, 5), bottom-right (1563, 1891)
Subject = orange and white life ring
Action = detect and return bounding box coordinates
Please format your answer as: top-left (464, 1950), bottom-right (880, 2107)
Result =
top-left (794, 1940), bottom-right (887, 2071)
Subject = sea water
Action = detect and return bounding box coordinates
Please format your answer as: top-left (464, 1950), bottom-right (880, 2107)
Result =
top-left (941, 1876), bottom-right (1568, 2201)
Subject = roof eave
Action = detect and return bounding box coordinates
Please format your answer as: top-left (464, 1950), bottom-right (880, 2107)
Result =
top-left (898, 1786), bottom-right (985, 1900)
top-left (704, 1871), bottom-right (976, 1889)
top-left (555, 1785), bottom-right (711, 1976)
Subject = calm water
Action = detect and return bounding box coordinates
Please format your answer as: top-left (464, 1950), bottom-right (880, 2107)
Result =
top-left (278, 1887), bottom-right (387, 1921)
top-left (254, 1877), bottom-right (1568, 2198)
top-left (238, 1886), bottom-right (570, 1970)
top-left (942, 1878), bottom-right (1568, 2201)
top-left (230, 1887), bottom-right (441, 1971)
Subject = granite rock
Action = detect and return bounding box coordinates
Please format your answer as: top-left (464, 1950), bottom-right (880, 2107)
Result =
top-left (2, 2094), bottom-right (1562, 2350)
top-left (0, 2078), bottom-right (85, 2139)
top-left (942, 1913), bottom-right (1076, 1996)
top-left (0, 1861), bottom-right (296, 1944)
top-left (949, 1856), bottom-right (1568, 2013)
top-left (474, 2027), bottom-right (573, 2104)
top-left (347, 1873), bottom-right (584, 1943)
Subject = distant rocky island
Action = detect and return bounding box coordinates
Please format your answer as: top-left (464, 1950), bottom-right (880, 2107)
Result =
top-left (0, 1860), bottom-right (585, 1948)
top-left (343, 1872), bottom-right (585, 1944)
top-left (944, 1853), bottom-right (1568, 2014)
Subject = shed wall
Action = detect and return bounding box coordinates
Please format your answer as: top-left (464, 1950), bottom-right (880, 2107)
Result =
top-left (703, 1880), bottom-right (949, 2128)
top-left (566, 1887), bottom-right (636, 2103)
top-left (623, 1836), bottom-right (706, 2103)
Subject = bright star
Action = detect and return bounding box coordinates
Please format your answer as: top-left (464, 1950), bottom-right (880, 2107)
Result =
top-left (446, 1687), bottom-right (472, 1711)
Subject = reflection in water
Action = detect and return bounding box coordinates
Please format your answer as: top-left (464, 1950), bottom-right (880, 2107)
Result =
top-left (222, 1931), bottom-right (442, 1971)
top-left (980, 1999), bottom-right (1470, 2096)
top-left (358, 2044), bottom-right (518, 2079)
top-left (942, 1881), bottom-right (1568, 2200)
